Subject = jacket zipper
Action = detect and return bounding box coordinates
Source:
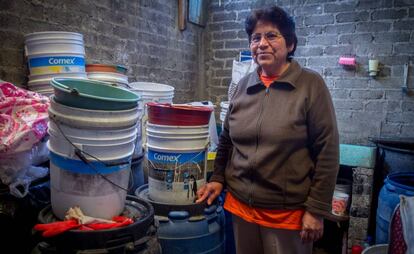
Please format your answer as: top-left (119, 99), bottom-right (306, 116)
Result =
top-left (248, 87), bottom-right (270, 206)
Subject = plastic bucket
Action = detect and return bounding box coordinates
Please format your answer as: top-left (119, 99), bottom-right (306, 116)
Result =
top-left (48, 96), bottom-right (140, 129)
top-left (86, 71), bottom-right (129, 87)
top-left (48, 121), bottom-right (137, 161)
top-left (25, 31), bottom-right (85, 76)
top-left (128, 82), bottom-right (174, 109)
top-left (24, 31), bottom-right (85, 55)
top-left (376, 172), bottom-right (414, 244)
top-left (146, 124), bottom-right (210, 204)
top-left (27, 72), bottom-right (87, 94)
top-left (49, 149), bottom-right (131, 220)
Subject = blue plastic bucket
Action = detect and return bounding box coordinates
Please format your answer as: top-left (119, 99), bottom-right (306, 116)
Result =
top-left (376, 172), bottom-right (414, 243)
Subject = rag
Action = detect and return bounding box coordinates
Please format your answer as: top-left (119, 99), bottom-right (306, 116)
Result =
top-left (34, 206), bottom-right (134, 237)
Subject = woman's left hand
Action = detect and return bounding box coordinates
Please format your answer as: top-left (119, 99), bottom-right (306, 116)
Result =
top-left (300, 211), bottom-right (324, 243)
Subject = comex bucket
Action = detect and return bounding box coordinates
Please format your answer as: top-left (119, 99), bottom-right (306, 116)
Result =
top-left (146, 103), bottom-right (213, 205)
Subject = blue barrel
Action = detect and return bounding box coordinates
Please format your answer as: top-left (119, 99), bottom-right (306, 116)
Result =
top-left (158, 206), bottom-right (225, 254)
top-left (136, 184), bottom-right (225, 254)
top-left (376, 172), bottom-right (414, 244)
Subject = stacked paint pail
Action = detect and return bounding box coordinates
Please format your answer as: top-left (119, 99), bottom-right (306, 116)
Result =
top-left (146, 102), bottom-right (212, 204)
top-left (134, 102), bottom-right (226, 254)
top-left (47, 78), bottom-right (140, 220)
top-left (86, 64), bottom-right (129, 88)
top-left (24, 31), bottom-right (87, 96)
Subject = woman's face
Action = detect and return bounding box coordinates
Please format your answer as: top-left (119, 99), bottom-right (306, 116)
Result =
top-left (250, 21), bottom-right (293, 73)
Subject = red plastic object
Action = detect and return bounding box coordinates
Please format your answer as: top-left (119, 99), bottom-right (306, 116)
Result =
top-left (351, 245), bottom-right (363, 254)
top-left (147, 102), bottom-right (213, 126)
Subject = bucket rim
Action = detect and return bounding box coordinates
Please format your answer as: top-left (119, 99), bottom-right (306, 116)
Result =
top-left (128, 81), bottom-right (174, 92)
top-left (146, 144), bottom-right (208, 152)
top-left (146, 122), bottom-right (209, 129)
top-left (147, 133), bottom-right (209, 140)
top-left (48, 142), bottom-right (134, 161)
top-left (51, 78), bottom-right (139, 103)
top-left (49, 95), bottom-right (139, 113)
top-left (25, 31), bottom-right (83, 39)
top-left (386, 172), bottom-right (414, 191)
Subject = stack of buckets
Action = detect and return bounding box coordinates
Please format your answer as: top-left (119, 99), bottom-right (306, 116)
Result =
top-left (24, 31), bottom-right (87, 96)
top-left (86, 64), bottom-right (129, 89)
top-left (127, 82), bottom-right (175, 192)
top-left (47, 89), bottom-right (140, 219)
top-left (135, 102), bottom-right (226, 254)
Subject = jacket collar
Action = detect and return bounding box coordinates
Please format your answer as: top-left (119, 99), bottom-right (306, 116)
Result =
top-left (246, 59), bottom-right (302, 94)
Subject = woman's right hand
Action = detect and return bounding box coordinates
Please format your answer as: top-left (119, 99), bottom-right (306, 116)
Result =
top-left (195, 182), bottom-right (223, 205)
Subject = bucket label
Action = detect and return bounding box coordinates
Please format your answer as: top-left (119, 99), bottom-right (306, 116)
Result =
top-left (147, 149), bottom-right (206, 200)
top-left (29, 56), bottom-right (85, 75)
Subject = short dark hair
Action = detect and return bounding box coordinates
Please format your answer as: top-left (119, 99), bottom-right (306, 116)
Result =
top-left (245, 6), bottom-right (297, 60)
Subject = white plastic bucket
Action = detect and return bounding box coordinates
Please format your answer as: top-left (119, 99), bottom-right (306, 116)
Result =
top-left (24, 31), bottom-right (86, 76)
top-left (24, 31), bottom-right (85, 55)
top-left (128, 82), bottom-right (174, 110)
top-left (87, 72), bottom-right (129, 87)
top-left (27, 72), bottom-right (87, 93)
top-left (48, 121), bottom-right (137, 161)
top-left (146, 124), bottom-right (209, 205)
top-left (48, 96), bottom-right (140, 129)
top-left (49, 149), bottom-right (130, 220)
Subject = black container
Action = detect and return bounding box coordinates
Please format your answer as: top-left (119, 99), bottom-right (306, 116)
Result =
top-left (0, 176), bottom-right (50, 254)
top-left (33, 195), bottom-right (161, 254)
top-left (371, 137), bottom-right (414, 174)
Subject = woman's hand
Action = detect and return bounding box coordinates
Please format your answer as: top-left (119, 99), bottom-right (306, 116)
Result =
top-left (195, 182), bottom-right (223, 205)
top-left (300, 211), bottom-right (324, 243)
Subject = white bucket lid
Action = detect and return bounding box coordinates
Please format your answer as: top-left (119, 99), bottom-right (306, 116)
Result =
top-left (128, 82), bottom-right (174, 95)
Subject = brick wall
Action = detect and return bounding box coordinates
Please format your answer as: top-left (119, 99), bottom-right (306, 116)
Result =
top-left (205, 0), bottom-right (414, 145)
top-left (0, 0), bottom-right (203, 103)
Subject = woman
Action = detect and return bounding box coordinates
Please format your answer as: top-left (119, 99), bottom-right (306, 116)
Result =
top-left (196, 6), bottom-right (339, 254)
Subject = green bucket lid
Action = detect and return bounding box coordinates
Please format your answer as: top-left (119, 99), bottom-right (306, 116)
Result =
top-left (51, 78), bottom-right (139, 110)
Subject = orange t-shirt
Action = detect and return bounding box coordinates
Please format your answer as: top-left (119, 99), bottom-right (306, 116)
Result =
top-left (223, 72), bottom-right (304, 231)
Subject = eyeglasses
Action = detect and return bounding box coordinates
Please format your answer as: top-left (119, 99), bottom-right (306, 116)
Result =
top-left (250, 32), bottom-right (283, 44)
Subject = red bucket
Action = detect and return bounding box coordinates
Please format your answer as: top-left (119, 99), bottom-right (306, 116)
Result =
top-left (147, 102), bottom-right (213, 126)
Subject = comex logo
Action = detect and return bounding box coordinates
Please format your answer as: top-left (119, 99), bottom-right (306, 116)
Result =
top-left (48, 58), bottom-right (76, 65)
top-left (153, 153), bottom-right (181, 162)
